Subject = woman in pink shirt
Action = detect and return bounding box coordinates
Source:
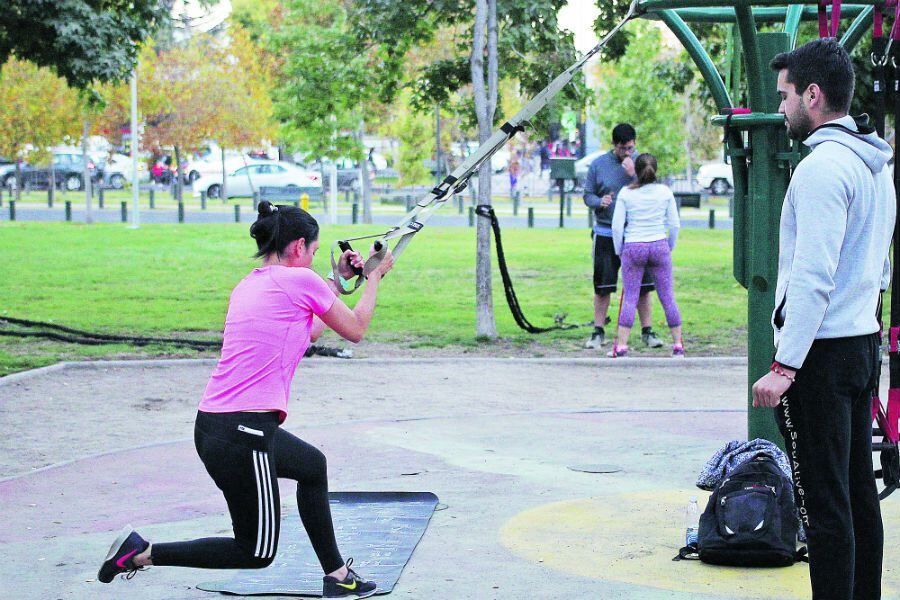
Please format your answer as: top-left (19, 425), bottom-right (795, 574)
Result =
top-left (98, 201), bottom-right (392, 598)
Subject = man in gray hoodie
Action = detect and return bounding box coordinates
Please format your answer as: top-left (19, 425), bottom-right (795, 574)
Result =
top-left (752, 38), bottom-right (895, 599)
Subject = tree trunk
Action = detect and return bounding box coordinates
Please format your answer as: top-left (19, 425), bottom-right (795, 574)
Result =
top-left (49, 160), bottom-right (55, 206)
top-left (174, 145), bottom-right (183, 202)
top-left (221, 147), bottom-right (228, 203)
top-left (83, 120), bottom-right (93, 224)
top-left (359, 121), bottom-right (373, 224)
top-left (14, 160), bottom-right (21, 203)
top-left (470, 0), bottom-right (498, 339)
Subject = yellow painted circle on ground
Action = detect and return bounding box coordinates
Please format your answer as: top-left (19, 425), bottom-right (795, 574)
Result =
top-left (501, 490), bottom-right (900, 599)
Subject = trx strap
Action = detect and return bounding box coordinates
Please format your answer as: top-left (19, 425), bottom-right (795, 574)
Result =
top-left (330, 0), bottom-right (641, 294)
top-left (474, 205), bottom-right (580, 333)
top-left (818, 0), bottom-right (842, 38)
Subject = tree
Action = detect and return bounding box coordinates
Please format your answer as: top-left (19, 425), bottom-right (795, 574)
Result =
top-left (272, 0), bottom-right (383, 222)
top-left (471, 0), bottom-right (500, 338)
top-left (0, 0), bottom-right (164, 90)
top-left (96, 29), bottom-right (275, 202)
top-left (591, 22), bottom-right (689, 178)
top-left (0, 58), bottom-right (80, 201)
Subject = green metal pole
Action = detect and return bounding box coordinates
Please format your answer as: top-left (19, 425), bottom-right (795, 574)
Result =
top-left (744, 31), bottom-right (792, 445)
top-left (661, 5), bottom-right (868, 23)
top-left (658, 10), bottom-right (732, 109)
top-left (783, 4), bottom-right (804, 48)
top-left (735, 1), bottom-right (765, 111)
top-left (639, 1), bottom-right (874, 11)
top-left (840, 6), bottom-right (875, 52)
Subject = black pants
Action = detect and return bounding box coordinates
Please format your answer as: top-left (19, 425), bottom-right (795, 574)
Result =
top-left (152, 411), bottom-right (344, 573)
top-left (777, 334), bottom-right (883, 600)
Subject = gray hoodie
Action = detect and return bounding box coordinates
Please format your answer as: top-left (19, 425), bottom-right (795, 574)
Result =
top-left (772, 115), bottom-right (895, 369)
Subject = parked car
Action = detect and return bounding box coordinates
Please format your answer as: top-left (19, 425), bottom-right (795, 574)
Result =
top-left (101, 153), bottom-right (150, 189)
top-left (193, 161), bottom-right (322, 199)
top-left (574, 149), bottom-right (606, 188)
top-left (183, 151), bottom-right (258, 185)
top-left (316, 158), bottom-right (376, 192)
top-left (1, 153), bottom-right (101, 191)
top-left (696, 162), bottom-right (733, 195)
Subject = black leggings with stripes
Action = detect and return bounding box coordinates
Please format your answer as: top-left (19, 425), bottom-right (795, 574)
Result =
top-left (151, 411), bottom-right (344, 573)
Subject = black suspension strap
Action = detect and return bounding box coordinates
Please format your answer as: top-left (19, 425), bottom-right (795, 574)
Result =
top-left (474, 205), bottom-right (580, 334)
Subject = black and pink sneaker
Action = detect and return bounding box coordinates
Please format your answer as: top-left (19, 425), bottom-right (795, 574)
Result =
top-left (672, 344), bottom-right (685, 357)
top-left (98, 525), bottom-right (149, 583)
top-left (606, 345), bottom-right (629, 358)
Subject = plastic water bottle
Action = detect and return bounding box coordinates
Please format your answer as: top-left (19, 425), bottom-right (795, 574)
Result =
top-left (685, 497), bottom-right (700, 546)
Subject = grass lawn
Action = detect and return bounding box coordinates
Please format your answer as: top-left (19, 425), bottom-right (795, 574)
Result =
top-left (0, 221), bottom-right (750, 376)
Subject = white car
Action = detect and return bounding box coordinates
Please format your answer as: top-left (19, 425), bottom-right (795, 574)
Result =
top-left (184, 152), bottom-right (255, 185)
top-left (102, 153), bottom-right (150, 189)
top-left (696, 162), bottom-right (733, 195)
top-left (193, 162), bottom-right (322, 200)
top-left (575, 149), bottom-right (606, 185)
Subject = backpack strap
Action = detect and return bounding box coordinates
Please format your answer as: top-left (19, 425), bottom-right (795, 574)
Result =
top-left (672, 543), bottom-right (699, 561)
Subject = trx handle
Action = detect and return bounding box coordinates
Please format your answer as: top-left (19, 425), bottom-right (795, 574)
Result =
top-left (330, 239), bottom-right (386, 295)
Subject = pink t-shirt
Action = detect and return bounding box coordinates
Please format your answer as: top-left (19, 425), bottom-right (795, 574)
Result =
top-left (199, 265), bottom-right (336, 421)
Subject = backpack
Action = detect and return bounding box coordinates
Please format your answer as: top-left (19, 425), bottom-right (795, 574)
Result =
top-left (682, 455), bottom-right (806, 567)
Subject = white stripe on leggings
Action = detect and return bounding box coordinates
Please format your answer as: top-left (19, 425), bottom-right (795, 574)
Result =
top-left (253, 450), bottom-right (265, 557)
top-left (262, 452), bottom-right (276, 558)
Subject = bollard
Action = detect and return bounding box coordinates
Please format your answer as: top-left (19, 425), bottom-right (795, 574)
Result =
top-left (566, 193), bottom-right (572, 217)
top-left (728, 196), bottom-right (734, 218)
top-left (98, 187), bottom-right (105, 209)
top-left (352, 203), bottom-right (358, 224)
top-left (405, 195), bottom-right (413, 212)
top-left (457, 196), bottom-right (463, 214)
top-left (200, 190), bottom-right (207, 210)
top-left (344, 189), bottom-right (350, 203)
top-left (588, 208), bottom-right (594, 228)
top-left (709, 208), bottom-right (715, 229)
top-left (513, 191), bottom-right (520, 216)
top-left (300, 193), bottom-right (309, 211)
top-left (170, 182), bottom-right (177, 199)
top-left (234, 204), bottom-right (240, 223)
top-left (353, 190), bottom-right (359, 205)
top-left (47, 185), bottom-right (54, 208)
top-left (0, 187), bottom-right (4, 207)
top-left (65, 200), bottom-right (72, 221)
top-left (253, 191), bottom-right (260, 211)
top-left (9, 200), bottom-right (15, 221)
top-left (527, 206), bottom-right (534, 228)
top-left (121, 201), bottom-right (127, 222)
top-left (178, 202), bottom-right (185, 223)
top-left (149, 188), bottom-right (155, 209)
top-left (468, 206), bottom-right (474, 227)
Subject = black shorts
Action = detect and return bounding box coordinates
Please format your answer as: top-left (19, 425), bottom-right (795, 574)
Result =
top-left (592, 233), bottom-right (655, 296)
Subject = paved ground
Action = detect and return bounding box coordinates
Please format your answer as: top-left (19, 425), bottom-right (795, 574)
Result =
top-left (1, 357), bottom-right (896, 599)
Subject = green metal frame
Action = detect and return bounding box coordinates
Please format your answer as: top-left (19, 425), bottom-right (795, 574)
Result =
top-left (635, 1), bottom-right (880, 445)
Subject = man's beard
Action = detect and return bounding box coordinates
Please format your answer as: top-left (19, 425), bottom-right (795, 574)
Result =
top-left (786, 106), bottom-right (813, 139)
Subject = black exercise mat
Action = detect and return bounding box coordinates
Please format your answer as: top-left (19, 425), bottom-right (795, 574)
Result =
top-left (197, 491), bottom-right (438, 596)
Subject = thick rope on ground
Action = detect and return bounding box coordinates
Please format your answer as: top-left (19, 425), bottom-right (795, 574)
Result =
top-left (475, 205), bottom-right (581, 334)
